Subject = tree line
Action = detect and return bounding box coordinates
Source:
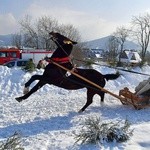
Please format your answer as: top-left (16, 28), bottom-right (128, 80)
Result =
top-left (106, 13), bottom-right (150, 65)
top-left (12, 15), bottom-right (81, 49)
top-left (12, 13), bottom-right (150, 65)
top-left (12, 15), bottom-right (84, 65)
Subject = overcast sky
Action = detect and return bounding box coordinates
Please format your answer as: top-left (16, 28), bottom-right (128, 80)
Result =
top-left (1, 0), bottom-right (150, 41)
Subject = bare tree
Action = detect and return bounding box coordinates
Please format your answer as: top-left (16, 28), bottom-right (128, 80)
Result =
top-left (19, 15), bottom-right (82, 50)
top-left (113, 26), bottom-right (129, 66)
top-left (37, 16), bottom-right (59, 49)
top-left (16, 15), bottom-right (85, 66)
top-left (106, 36), bottom-right (119, 64)
top-left (59, 24), bottom-right (81, 42)
top-left (131, 13), bottom-right (150, 63)
top-left (145, 51), bottom-right (150, 64)
top-left (12, 33), bottom-right (22, 48)
top-left (20, 15), bottom-right (39, 48)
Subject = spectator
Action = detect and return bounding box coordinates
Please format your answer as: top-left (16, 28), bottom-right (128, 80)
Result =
top-left (37, 59), bottom-right (46, 69)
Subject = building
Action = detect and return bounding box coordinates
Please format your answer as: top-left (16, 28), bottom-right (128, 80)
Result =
top-left (82, 48), bottom-right (104, 60)
top-left (118, 49), bottom-right (142, 65)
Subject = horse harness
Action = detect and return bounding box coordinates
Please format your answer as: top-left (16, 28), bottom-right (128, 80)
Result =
top-left (51, 57), bottom-right (70, 64)
top-left (46, 56), bottom-right (73, 85)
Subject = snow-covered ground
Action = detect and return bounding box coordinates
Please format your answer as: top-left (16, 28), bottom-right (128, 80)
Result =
top-left (0, 65), bottom-right (150, 150)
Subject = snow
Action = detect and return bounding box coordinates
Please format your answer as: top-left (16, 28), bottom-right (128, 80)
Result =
top-left (0, 65), bottom-right (150, 150)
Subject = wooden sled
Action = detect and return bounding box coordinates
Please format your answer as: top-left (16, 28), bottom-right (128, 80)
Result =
top-left (119, 87), bottom-right (150, 109)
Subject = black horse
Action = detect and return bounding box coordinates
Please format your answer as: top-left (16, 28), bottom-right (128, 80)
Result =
top-left (16, 32), bottom-right (120, 112)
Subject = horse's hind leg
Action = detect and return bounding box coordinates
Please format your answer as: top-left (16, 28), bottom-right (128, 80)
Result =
top-left (79, 89), bottom-right (95, 113)
top-left (16, 81), bottom-right (45, 102)
top-left (23, 75), bottom-right (42, 94)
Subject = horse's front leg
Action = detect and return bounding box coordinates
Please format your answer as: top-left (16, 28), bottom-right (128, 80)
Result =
top-left (23, 75), bottom-right (43, 94)
top-left (16, 81), bottom-right (45, 102)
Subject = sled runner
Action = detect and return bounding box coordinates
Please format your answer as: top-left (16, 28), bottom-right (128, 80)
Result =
top-left (119, 87), bottom-right (150, 109)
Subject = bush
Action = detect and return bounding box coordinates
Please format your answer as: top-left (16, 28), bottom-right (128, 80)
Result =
top-left (74, 116), bottom-right (133, 145)
top-left (82, 59), bottom-right (94, 69)
top-left (24, 59), bottom-right (35, 72)
top-left (0, 132), bottom-right (24, 150)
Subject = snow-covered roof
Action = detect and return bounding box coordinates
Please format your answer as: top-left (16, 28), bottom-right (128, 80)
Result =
top-left (120, 50), bottom-right (142, 63)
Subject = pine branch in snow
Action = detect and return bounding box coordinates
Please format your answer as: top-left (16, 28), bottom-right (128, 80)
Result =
top-left (0, 132), bottom-right (24, 150)
top-left (74, 116), bottom-right (133, 145)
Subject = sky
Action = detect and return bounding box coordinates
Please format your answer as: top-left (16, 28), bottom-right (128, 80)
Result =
top-left (1, 0), bottom-right (150, 41)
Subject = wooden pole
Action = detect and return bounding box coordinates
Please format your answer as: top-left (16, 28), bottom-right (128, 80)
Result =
top-left (52, 61), bottom-right (125, 101)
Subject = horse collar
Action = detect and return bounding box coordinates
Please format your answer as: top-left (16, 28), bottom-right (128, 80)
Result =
top-left (51, 57), bottom-right (70, 64)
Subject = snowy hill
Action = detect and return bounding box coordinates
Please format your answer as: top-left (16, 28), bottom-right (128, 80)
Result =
top-left (0, 34), bottom-right (13, 46)
top-left (0, 65), bottom-right (150, 149)
top-left (83, 36), bottom-right (139, 50)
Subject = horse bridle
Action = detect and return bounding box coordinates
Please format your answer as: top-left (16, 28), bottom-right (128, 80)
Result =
top-left (50, 36), bottom-right (71, 56)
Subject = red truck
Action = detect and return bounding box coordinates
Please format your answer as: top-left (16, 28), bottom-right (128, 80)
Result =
top-left (0, 47), bottom-right (21, 65)
top-left (0, 47), bottom-right (52, 65)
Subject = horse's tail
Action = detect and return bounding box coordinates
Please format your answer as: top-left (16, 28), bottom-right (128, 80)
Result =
top-left (103, 72), bottom-right (120, 81)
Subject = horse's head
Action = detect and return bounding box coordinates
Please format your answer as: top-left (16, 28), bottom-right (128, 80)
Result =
top-left (49, 32), bottom-right (77, 45)
top-left (49, 32), bottom-right (77, 59)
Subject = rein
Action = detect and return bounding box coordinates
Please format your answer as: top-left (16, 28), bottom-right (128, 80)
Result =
top-left (51, 60), bottom-right (126, 102)
top-left (73, 58), bottom-right (150, 77)
top-left (50, 34), bottom-right (150, 76)
top-left (52, 37), bottom-right (71, 58)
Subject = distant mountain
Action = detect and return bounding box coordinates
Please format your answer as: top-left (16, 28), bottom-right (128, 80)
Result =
top-left (0, 34), bottom-right (139, 50)
top-left (83, 36), bottom-right (140, 50)
top-left (0, 34), bottom-right (13, 46)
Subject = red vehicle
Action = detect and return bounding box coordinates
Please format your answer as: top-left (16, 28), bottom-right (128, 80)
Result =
top-left (0, 47), bottom-right (21, 65)
top-left (0, 47), bottom-right (53, 65)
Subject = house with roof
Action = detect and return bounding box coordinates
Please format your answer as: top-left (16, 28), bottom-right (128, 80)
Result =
top-left (82, 48), bottom-right (105, 60)
top-left (117, 49), bottom-right (142, 65)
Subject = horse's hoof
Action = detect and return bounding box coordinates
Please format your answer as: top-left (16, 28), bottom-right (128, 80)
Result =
top-left (100, 101), bottom-right (104, 106)
top-left (23, 87), bottom-right (29, 94)
top-left (15, 97), bottom-right (23, 102)
top-left (78, 109), bottom-right (83, 113)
